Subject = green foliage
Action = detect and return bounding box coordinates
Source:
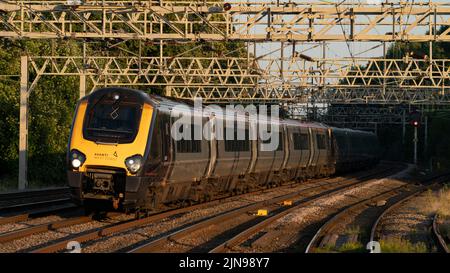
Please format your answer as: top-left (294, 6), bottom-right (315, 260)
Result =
top-left (380, 238), bottom-right (427, 253)
top-left (314, 241), bottom-right (366, 253)
top-left (386, 26), bottom-right (450, 60)
top-left (0, 40), bottom-right (82, 189)
top-left (0, 37), bottom-right (247, 190)
top-left (337, 241), bottom-right (365, 253)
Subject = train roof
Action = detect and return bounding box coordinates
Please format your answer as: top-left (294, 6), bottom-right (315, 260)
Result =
top-left (84, 87), bottom-right (153, 104)
top-left (86, 88), bottom-right (332, 131)
top-left (331, 126), bottom-right (376, 136)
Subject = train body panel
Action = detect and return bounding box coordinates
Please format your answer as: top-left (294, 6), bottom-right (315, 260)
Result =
top-left (332, 127), bottom-right (381, 173)
top-left (67, 88), bottom-right (381, 211)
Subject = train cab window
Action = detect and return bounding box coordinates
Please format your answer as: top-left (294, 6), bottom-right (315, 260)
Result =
top-left (83, 92), bottom-right (142, 144)
top-left (293, 133), bottom-right (309, 150)
top-left (224, 125), bottom-right (250, 152)
top-left (176, 124), bottom-right (202, 153)
top-left (316, 134), bottom-right (327, 150)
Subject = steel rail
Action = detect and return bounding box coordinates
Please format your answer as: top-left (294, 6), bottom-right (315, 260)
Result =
top-left (0, 212), bottom-right (120, 244)
top-left (0, 187), bottom-right (71, 212)
top-left (29, 175), bottom-right (342, 253)
top-left (369, 174), bottom-right (450, 245)
top-left (130, 166), bottom-right (400, 253)
top-left (432, 214), bottom-right (449, 253)
top-left (304, 184), bottom-right (418, 253)
top-left (30, 164), bottom-right (393, 253)
top-left (209, 168), bottom-right (403, 253)
top-left (0, 203), bottom-right (78, 225)
top-left (0, 187), bottom-right (69, 201)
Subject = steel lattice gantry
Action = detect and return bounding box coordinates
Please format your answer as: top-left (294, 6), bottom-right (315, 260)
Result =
top-left (0, 1), bottom-right (450, 41)
top-left (11, 0), bottom-right (450, 189)
top-left (24, 55), bottom-right (450, 103)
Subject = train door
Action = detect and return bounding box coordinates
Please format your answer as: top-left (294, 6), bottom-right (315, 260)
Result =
top-left (308, 128), bottom-right (318, 167)
top-left (205, 114), bottom-right (217, 177)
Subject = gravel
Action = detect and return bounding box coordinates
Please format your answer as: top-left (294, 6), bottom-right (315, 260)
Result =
top-left (378, 192), bottom-right (438, 252)
top-left (0, 213), bottom-right (134, 253)
top-left (230, 166), bottom-right (413, 252)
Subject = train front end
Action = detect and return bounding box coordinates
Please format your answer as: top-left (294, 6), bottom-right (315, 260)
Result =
top-left (67, 88), bottom-right (153, 211)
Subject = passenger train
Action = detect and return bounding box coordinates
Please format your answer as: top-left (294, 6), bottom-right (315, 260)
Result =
top-left (67, 88), bottom-right (381, 212)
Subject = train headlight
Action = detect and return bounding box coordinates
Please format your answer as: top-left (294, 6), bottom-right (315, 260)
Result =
top-left (70, 149), bottom-right (86, 169)
top-left (125, 155), bottom-right (143, 174)
top-left (72, 158), bottom-right (81, 168)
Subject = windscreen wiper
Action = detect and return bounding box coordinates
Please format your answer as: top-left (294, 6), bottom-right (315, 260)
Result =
top-left (86, 127), bottom-right (132, 134)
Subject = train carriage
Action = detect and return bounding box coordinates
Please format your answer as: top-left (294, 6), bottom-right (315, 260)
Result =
top-left (67, 87), bottom-right (381, 212)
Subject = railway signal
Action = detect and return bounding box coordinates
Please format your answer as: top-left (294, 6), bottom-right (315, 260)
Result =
top-left (409, 110), bottom-right (421, 165)
top-left (409, 110), bottom-right (421, 127)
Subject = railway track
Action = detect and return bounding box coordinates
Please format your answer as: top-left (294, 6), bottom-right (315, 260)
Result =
top-left (0, 163), bottom-right (398, 253)
top-left (27, 176), bottom-right (352, 253)
top-left (206, 166), bottom-right (403, 253)
top-left (127, 165), bottom-right (400, 253)
top-left (1, 165), bottom-right (388, 253)
top-left (303, 173), bottom-right (449, 253)
top-left (0, 186), bottom-right (78, 227)
top-left (305, 184), bottom-right (417, 253)
top-left (0, 187), bottom-right (73, 214)
top-left (432, 214), bottom-right (449, 253)
top-left (0, 212), bottom-right (122, 244)
top-left (208, 166), bottom-right (450, 254)
top-left (360, 174), bottom-right (450, 253)
top-left (4, 176), bottom-right (336, 253)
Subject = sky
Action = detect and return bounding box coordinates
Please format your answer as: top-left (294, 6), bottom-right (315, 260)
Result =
top-left (217, 0), bottom-right (449, 86)
top-left (226, 0), bottom-right (450, 61)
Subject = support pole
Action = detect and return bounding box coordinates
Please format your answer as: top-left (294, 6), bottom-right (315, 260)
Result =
top-left (383, 41), bottom-right (386, 96)
top-left (402, 109), bottom-right (405, 144)
top-left (165, 86), bottom-right (171, 97)
top-left (79, 74), bottom-right (86, 98)
top-left (414, 126), bottom-right (418, 165)
top-left (19, 56), bottom-right (29, 190)
top-left (81, 21), bottom-right (87, 97)
top-left (321, 41), bottom-right (326, 88)
top-left (424, 115), bottom-right (428, 157)
top-left (280, 41), bottom-right (284, 83)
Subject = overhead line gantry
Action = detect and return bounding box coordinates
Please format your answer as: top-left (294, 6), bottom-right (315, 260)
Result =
top-left (0, 1), bottom-right (449, 41)
top-left (7, 0), bottom-right (450, 189)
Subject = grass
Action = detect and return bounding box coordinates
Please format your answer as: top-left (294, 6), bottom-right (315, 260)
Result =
top-left (313, 245), bottom-right (335, 253)
top-left (0, 175), bottom-right (19, 192)
top-left (344, 226), bottom-right (361, 235)
top-left (421, 185), bottom-right (450, 217)
top-left (337, 241), bottom-right (366, 253)
top-left (379, 237), bottom-right (427, 253)
top-left (0, 176), bottom-right (65, 192)
top-left (314, 241), bottom-right (366, 253)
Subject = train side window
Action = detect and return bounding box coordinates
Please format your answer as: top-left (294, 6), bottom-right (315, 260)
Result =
top-left (176, 124), bottom-right (201, 153)
top-left (224, 125), bottom-right (250, 152)
top-left (316, 134), bottom-right (326, 150)
top-left (293, 133), bottom-right (309, 150)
